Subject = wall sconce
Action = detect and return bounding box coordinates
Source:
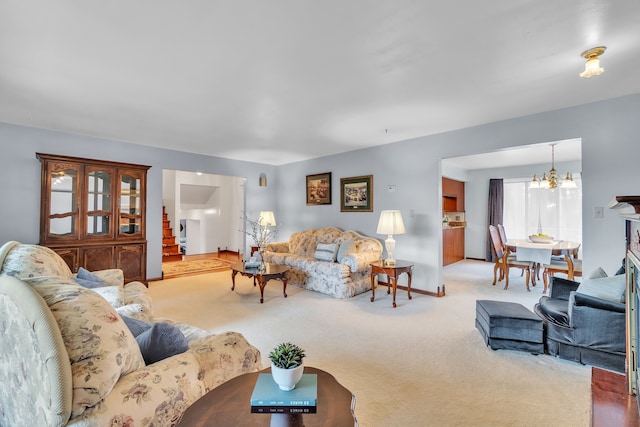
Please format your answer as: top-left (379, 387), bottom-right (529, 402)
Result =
top-left (259, 173), bottom-right (267, 187)
top-left (579, 46), bottom-right (606, 78)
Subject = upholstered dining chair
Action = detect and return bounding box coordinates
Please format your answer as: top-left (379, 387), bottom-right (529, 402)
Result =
top-left (497, 224), bottom-right (510, 250)
top-left (541, 247), bottom-right (583, 293)
top-left (489, 225), bottom-right (532, 290)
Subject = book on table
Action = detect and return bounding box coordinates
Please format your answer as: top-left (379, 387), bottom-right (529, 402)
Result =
top-left (250, 373), bottom-right (317, 414)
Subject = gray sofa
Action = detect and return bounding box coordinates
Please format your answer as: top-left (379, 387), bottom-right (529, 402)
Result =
top-left (534, 276), bottom-right (625, 373)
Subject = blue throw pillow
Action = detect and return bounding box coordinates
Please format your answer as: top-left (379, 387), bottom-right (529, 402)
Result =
top-left (135, 323), bottom-right (189, 365)
top-left (121, 315), bottom-right (152, 337)
top-left (337, 240), bottom-right (355, 263)
top-left (76, 267), bottom-right (106, 287)
top-left (315, 242), bottom-right (339, 262)
top-left (72, 277), bottom-right (105, 289)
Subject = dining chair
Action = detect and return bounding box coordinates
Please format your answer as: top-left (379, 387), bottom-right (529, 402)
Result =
top-left (497, 224), bottom-right (510, 249)
top-left (489, 225), bottom-right (532, 290)
top-left (542, 250), bottom-right (583, 293)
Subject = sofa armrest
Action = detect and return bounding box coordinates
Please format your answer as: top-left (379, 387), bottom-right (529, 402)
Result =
top-left (90, 269), bottom-right (124, 288)
top-left (123, 281), bottom-right (153, 312)
top-left (72, 352), bottom-right (204, 425)
top-left (569, 298), bottom-right (626, 352)
top-left (265, 241), bottom-right (289, 254)
top-left (188, 331), bottom-right (262, 391)
top-left (574, 292), bottom-right (625, 313)
top-left (342, 251), bottom-right (381, 273)
top-left (549, 277), bottom-right (580, 300)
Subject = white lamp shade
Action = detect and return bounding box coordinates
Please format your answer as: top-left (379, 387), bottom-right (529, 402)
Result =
top-left (377, 210), bottom-right (406, 235)
top-left (259, 211), bottom-right (276, 226)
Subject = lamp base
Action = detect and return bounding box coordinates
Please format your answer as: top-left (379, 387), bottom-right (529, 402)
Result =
top-left (383, 258), bottom-right (396, 267)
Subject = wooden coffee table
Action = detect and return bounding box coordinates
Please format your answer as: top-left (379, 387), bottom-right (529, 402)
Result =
top-left (231, 262), bottom-right (289, 303)
top-left (177, 366), bottom-right (357, 426)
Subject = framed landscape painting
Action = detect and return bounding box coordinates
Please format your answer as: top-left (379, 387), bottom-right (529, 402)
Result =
top-left (340, 175), bottom-right (373, 212)
top-left (306, 172), bottom-right (332, 205)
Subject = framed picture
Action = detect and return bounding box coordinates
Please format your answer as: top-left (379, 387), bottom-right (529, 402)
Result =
top-left (306, 172), bottom-right (332, 205)
top-left (340, 175), bottom-right (373, 212)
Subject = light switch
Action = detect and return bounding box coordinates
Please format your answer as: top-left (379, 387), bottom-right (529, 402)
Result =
top-left (594, 206), bottom-right (604, 219)
top-left (387, 185), bottom-right (396, 192)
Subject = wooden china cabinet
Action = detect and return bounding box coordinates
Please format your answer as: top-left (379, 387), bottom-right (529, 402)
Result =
top-left (37, 153), bottom-right (150, 283)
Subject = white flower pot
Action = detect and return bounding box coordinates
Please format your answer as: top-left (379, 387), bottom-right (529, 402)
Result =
top-left (270, 362), bottom-right (304, 391)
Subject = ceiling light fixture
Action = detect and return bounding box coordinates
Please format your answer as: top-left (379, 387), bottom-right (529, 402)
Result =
top-left (579, 46), bottom-right (606, 78)
top-left (530, 144), bottom-right (577, 190)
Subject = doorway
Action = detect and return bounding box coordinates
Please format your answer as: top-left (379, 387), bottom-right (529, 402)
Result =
top-left (440, 139), bottom-right (582, 261)
top-left (162, 170), bottom-right (245, 260)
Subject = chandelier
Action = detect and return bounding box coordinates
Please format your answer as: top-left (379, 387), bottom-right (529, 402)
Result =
top-left (530, 144), bottom-right (577, 189)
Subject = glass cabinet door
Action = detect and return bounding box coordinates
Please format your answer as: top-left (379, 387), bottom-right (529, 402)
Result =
top-left (86, 167), bottom-right (114, 238)
top-left (118, 169), bottom-right (145, 237)
top-left (48, 163), bottom-right (79, 239)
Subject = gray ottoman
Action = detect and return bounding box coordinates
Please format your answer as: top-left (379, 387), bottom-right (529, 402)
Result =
top-left (475, 300), bottom-right (544, 354)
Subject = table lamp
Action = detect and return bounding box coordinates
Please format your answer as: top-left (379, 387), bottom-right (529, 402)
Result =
top-left (376, 210), bottom-right (406, 266)
top-left (258, 211), bottom-right (276, 227)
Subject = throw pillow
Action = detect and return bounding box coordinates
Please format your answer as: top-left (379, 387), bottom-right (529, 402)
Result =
top-left (26, 280), bottom-right (144, 417)
top-left (576, 275), bottom-right (626, 304)
top-left (90, 285), bottom-right (124, 308)
top-left (588, 267), bottom-right (608, 279)
top-left (72, 277), bottom-right (105, 289)
top-left (121, 314), bottom-right (152, 337)
top-left (76, 267), bottom-right (106, 287)
top-left (314, 242), bottom-right (339, 262)
top-left (337, 239), bottom-right (355, 263)
top-left (136, 322), bottom-right (189, 365)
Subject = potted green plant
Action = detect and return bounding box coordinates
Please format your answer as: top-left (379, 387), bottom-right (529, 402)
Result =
top-left (268, 342), bottom-right (306, 391)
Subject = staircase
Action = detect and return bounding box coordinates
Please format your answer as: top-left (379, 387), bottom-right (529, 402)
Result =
top-left (162, 207), bottom-right (182, 262)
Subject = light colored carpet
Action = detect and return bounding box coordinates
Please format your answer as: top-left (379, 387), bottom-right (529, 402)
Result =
top-left (149, 259), bottom-right (591, 427)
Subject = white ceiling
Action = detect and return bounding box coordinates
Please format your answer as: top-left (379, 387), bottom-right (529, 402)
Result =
top-left (443, 138), bottom-right (582, 171)
top-left (1, 1), bottom-right (639, 165)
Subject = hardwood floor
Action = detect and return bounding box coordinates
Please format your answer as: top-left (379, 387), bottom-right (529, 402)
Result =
top-left (591, 367), bottom-right (640, 426)
top-left (181, 249), bottom-right (242, 262)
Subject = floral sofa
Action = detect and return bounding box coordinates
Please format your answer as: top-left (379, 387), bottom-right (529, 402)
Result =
top-left (0, 241), bottom-right (262, 427)
top-left (263, 227), bottom-right (383, 298)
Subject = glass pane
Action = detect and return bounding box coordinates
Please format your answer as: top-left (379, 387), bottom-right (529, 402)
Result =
top-left (50, 169), bottom-right (77, 236)
top-left (87, 170), bottom-right (111, 236)
top-left (87, 214), bottom-right (110, 235)
top-left (121, 174), bottom-right (141, 215)
top-left (504, 175), bottom-right (582, 256)
top-left (120, 173), bottom-right (141, 235)
top-left (120, 218), bottom-right (140, 235)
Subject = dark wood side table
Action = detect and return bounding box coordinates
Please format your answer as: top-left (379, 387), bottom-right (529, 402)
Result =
top-left (231, 262), bottom-right (289, 303)
top-left (177, 366), bottom-right (357, 427)
top-left (370, 260), bottom-right (414, 308)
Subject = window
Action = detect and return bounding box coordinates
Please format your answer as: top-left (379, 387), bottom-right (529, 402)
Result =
top-left (503, 176), bottom-right (582, 253)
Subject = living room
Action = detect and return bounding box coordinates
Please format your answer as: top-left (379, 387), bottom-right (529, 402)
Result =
top-left (1, 2), bottom-right (640, 426)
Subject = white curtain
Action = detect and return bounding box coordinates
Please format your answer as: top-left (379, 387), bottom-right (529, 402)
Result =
top-left (503, 176), bottom-right (582, 255)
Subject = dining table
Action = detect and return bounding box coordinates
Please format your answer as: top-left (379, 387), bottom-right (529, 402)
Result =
top-left (504, 239), bottom-right (581, 288)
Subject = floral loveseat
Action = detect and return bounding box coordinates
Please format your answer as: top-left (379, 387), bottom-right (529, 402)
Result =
top-left (0, 241), bottom-right (262, 427)
top-left (263, 227), bottom-right (383, 298)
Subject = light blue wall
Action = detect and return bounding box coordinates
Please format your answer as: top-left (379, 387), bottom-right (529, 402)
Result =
top-left (0, 123), bottom-right (276, 280)
top-left (275, 94), bottom-right (640, 292)
top-left (1, 93), bottom-right (638, 289)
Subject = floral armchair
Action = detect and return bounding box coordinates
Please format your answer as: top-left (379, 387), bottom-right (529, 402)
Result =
top-left (0, 241), bottom-right (262, 427)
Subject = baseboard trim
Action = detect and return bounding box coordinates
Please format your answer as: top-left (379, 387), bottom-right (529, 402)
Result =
top-left (377, 281), bottom-right (446, 297)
